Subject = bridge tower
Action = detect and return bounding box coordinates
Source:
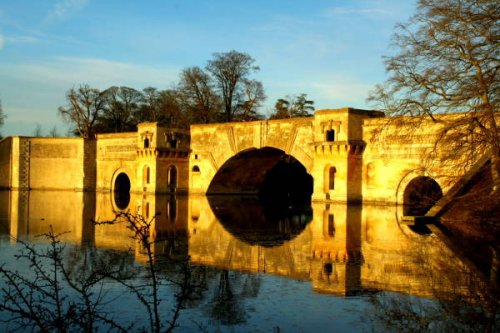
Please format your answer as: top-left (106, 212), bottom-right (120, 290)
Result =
top-left (136, 123), bottom-right (190, 194)
top-left (311, 108), bottom-right (384, 203)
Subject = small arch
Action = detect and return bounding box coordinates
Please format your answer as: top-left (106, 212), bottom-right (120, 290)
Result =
top-left (144, 138), bottom-right (150, 148)
top-left (192, 165), bottom-right (200, 173)
top-left (168, 165), bottom-right (177, 192)
top-left (324, 166), bottom-right (337, 193)
top-left (113, 172), bottom-right (131, 210)
top-left (403, 176), bottom-right (443, 216)
top-left (326, 129), bottom-right (335, 142)
top-left (329, 167), bottom-right (336, 190)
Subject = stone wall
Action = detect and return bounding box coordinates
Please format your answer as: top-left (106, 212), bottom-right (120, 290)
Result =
top-left (0, 137), bottom-right (88, 191)
top-left (361, 115), bottom-right (464, 205)
top-left (0, 109), bottom-right (480, 205)
top-left (28, 138), bottom-right (86, 190)
top-left (0, 137), bottom-right (12, 189)
top-left (189, 117), bottom-right (314, 194)
top-left (96, 133), bottom-right (137, 192)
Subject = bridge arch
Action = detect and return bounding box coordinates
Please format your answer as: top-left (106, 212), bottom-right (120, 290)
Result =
top-left (207, 147), bottom-right (313, 204)
top-left (396, 171), bottom-right (444, 216)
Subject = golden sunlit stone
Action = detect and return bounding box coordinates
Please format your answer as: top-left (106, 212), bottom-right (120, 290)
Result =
top-left (0, 108), bottom-right (486, 211)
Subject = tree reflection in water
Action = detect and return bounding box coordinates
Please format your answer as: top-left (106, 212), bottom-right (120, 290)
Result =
top-left (0, 213), bottom-right (207, 333)
top-left (210, 270), bottom-right (246, 325)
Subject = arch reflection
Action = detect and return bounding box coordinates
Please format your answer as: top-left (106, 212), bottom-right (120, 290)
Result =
top-left (208, 196), bottom-right (312, 247)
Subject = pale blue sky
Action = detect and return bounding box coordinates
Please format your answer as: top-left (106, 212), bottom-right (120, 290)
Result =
top-left (0, 0), bottom-right (415, 136)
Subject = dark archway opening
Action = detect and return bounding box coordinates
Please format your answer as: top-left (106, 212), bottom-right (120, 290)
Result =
top-left (207, 147), bottom-right (313, 206)
top-left (326, 129), bottom-right (335, 142)
top-left (328, 167), bottom-right (336, 190)
top-left (207, 148), bottom-right (313, 245)
top-left (114, 173), bottom-right (131, 210)
top-left (403, 176), bottom-right (443, 216)
top-left (168, 166), bottom-right (178, 192)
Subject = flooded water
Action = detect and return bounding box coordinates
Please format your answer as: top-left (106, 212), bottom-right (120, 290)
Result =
top-left (0, 190), bottom-right (497, 332)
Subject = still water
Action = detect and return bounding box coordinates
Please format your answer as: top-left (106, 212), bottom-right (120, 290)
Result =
top-left (0, 191), bottom-right (496, 332)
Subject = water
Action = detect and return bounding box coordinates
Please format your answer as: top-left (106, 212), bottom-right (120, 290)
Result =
top-left (0, 190), bottom-right (496, 332)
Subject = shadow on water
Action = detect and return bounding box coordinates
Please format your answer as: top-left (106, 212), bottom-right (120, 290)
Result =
top-left (208, 195), bottom-right (313, 247)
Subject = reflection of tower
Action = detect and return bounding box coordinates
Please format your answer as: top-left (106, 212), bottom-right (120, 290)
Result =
top-left (149, 195), bottom-right (188, 261)
top-left (345, 204), bottom-right (362, 295)
top-left (311, 202), bottom-right (363, 295)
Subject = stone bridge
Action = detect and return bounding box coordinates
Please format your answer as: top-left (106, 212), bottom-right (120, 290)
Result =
top-left (0, 107), bottom-right (478, 215)
top-left (189, 108), bottom-right (472, 214)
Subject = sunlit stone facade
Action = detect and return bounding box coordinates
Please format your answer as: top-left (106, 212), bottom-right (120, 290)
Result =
top-left (189, 108), bottom-right (472, 205)
top-left (0, 108), bottom-right (478, 206)
top-left (0, 123), bottom-right (190, 195)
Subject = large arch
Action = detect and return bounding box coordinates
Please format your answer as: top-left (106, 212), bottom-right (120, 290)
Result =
top-left (207, 147), bottom-right (313, 205)
top-left (403, 176), bottom-right (443, 216)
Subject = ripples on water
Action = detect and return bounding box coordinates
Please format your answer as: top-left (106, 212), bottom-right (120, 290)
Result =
top-left (0, 191), bottom-right (496, 332)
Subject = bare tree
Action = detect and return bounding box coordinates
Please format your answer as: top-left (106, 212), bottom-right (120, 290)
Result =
top-left (178, 67), bottom-right (221, 124)
top-left (269, 93), bottom-right (315, 119)
top-left (0, 98), bottom-right (5, 139)
top-left (235, 79), bottom-right (266, 121)
top-left (206, 50), bottom-right (261, 122)
top-left (0, 212), bottom-right (206, 332)
top-left (48, 126), bottom-right (59, 137)
top-left (100, 86), bottom-right (143, 133)
top-left (139, 87), bottom-right (163, 123)
top-left (367, 0), bottom-right (499, 192)
top-left (0, 227), bottom-right (132, 332)
top-left (58, 84), bottom-right (106, 138)
top-left (157, 89), bottom-right (188, 128)
top-left (32, 123), bottom-right (42, 137)
top-left (95, 212), bottom-right (204, 333)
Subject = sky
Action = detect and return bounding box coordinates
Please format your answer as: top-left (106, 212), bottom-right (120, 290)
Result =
top-left (0, 0), bottom-right (416, 137)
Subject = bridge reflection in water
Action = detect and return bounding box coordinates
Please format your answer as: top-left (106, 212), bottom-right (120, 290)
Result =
top-left (0, 190), bottom-right (479, 299)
